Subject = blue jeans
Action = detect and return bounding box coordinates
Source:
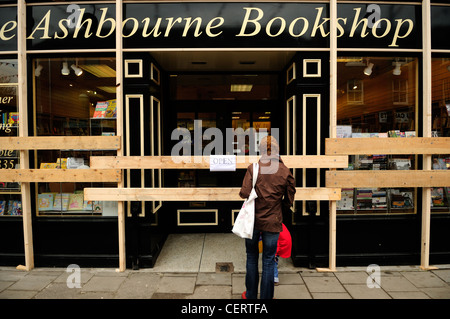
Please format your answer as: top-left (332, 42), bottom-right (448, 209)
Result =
top-left (245, 229), bottom-right (279, 299)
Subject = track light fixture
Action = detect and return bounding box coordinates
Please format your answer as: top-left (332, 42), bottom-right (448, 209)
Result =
top-left (393, 62), bottom-right (402, 76)
top-left (61, 62), bottom-right (70, 75)
top-left (35, 63), bottom-right (43, 77)
top-left (71, 64), bottom-right (83, 76)
top-left (364, 61), bottom-right (374, 76)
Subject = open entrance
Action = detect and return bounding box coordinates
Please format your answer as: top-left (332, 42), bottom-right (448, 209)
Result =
top-left (123, 50), bottom-right (330, 269)
top-left (147, 51), bottom-right (295, 233)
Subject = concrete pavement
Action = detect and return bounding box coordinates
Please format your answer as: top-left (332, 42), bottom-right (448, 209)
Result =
top-left (1, 233), bottom-right (449, 300)
top-left (1, 265), bottom-right (450, 299)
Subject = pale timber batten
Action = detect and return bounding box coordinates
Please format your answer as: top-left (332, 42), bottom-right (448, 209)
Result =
top-left (84, 187), bottom-right (341, 202)
top-left (325, 137), bottom-right (450, 155)
top-left (0, 169), bottom-right (121, 183)
top-left (0, 136), bottom-right (121, 150)
top-left (326, 170), bottom-right (450, 188)
top-left (89, 155), bottom-right (348, 169)
top-left (85, 155), bottom-right (346, 202)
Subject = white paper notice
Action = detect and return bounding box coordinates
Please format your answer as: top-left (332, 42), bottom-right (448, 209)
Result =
top-left (209, 155), bottom-right (237, 172)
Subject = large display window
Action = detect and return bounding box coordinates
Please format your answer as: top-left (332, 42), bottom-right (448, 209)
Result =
top-left (0, 59), bottom-right (20, 216)
top-left (431, 56), bottom-right (450, 213)
top-left (336, 56), bottom-right (419, 215)
top-left (33, 57), bottom-right (118, 216)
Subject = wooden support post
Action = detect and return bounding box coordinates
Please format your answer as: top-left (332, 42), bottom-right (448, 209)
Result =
top-left (116, 0), bottom-right (126, 272)
top-left (317, 0), bottom-right (338, 273)
top-left (420, 0), bottom-right (437, 271)
top-left (17, 0), bottom-right (34, 271)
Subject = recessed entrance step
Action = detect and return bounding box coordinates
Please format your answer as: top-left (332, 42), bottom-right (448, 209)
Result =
top-left (148, 233), bottom-right (297, 273)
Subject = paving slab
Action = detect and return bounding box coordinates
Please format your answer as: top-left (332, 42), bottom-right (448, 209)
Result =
top-left (114, 272), bottom-right (161, 299)
top-left (388, 291), bottom-right (431, 299)
top-left (334, 272), bottom-right (368, 285)
top-left (81, 276), bottom-right (126, 292)
top-left (0, 281), bottom-right (13, 292)
top-left (278, 273), bottom-right (304, 285)
top-left (155, 275), bottom-right (197, 294)
top-left (231, 274), bottom-right (245, 295)
top-left (0, 289), bottom-right (37, 299)
top-left (303, 276), bottom-right (346, 293)
top-left (0, 271), bottom-right (28, 282)
top-left (402, 271), bottom-right (448, 288)
top-left (196, 273), bottom-right (231, 286)
top-left (311, 292), bottom-right (352, 299)
top-left (380, 276), bottom-right (420, 292)
top-left (274, 284), bottom-right (311, 299)
top-left (421, 287), bottom-right (450, 299)
top-left (186, 285), bottom-right (232, 299)
top-left (8, 275), bottom-right (55, 291)
top-left (33, 282), bottom-right (82, 299)
top-left (344, 284), bottom-right (391, 299)
top-left (431, 269), bottom-right (450, 283)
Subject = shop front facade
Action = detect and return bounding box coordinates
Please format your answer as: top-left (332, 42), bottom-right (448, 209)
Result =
top-left (0, 0), bottom-right (449, 270)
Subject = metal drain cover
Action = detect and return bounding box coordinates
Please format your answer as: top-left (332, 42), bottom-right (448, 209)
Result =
top-left (216, 262), bottom-right (234, 273)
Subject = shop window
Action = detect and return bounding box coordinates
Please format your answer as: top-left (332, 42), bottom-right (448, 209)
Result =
top-left (33, 57), bottom-right (117, 217)
top-left (0, 59), bottom-right (20, 216)
top-left (336, 56), bottom-right (418, 215)
top-left (431, 57), bottom-right (450, 214)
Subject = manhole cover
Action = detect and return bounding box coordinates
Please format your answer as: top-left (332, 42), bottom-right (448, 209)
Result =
top-left (216, 262), bottom-right (234, 273)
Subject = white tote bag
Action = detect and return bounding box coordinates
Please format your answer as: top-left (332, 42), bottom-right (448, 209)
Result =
top-left (232, 162), bottom-right (259, 239)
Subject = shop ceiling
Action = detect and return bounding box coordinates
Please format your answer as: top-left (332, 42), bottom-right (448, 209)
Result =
top-left (150, 51), bottom-right (296, 72)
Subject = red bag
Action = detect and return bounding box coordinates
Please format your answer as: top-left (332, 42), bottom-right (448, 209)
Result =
top-left (277, 224), bottom-right (292, 258)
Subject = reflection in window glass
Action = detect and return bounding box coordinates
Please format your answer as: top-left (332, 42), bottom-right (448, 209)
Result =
top-left (431, 57), bottom-right (450, 213)
top-left (0, 59), bottom-right (20, 216)
top-left (336, 57), bottom-right (418, 216)
top-left (33, 57), bottom-right (117, 217)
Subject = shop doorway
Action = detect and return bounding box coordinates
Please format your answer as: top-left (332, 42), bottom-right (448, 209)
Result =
top-left (123, 51), bottom-right (331, 268)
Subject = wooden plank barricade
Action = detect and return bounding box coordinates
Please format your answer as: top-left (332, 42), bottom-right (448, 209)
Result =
top-left (84, 155), bottom-right (347, 202)
top-left (0, 136), bottom-right (122, 271)
top-left (324, 137), bottom-right (450, 271)
top-left (0, 136), bottom-right (122, 183)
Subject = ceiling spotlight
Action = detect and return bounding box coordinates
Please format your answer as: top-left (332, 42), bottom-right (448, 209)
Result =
top-left (61, 62), bottom-right (70, 75)
top-left (364, 62), bottom-right (374, 76)
top-left (393, 62), bottom-right (402, 76)
top-left (71, 64), bottom-right (83, 76)
top-left (34, 64), bottom-right (43, 77)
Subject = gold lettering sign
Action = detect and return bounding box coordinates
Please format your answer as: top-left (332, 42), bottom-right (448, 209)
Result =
top-left (0, 5), bottom-right (416, 48)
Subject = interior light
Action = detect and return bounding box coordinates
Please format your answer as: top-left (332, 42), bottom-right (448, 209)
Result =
top-left (71, 64), bottom-right (83, 76)
top-left (230, 84), bottom-right (253, 92)
top-left (34, 64), bottom-right (43, 77)
top-left (363, 62), bottom-right (374, 76)
top-left (61, 62), bottom-right (70, 75)
top-left (393, 62), bottom-right (401, 76)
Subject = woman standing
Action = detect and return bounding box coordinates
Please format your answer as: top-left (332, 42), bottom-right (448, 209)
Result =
top-left (239, 136), bottom-right (296, 299)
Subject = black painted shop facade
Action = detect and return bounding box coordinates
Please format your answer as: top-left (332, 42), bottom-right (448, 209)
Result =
top-left (0, 1), bottom-right (449, 269)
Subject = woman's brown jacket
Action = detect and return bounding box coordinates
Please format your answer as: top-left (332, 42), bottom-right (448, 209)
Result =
top-left (239, 155), bottom-right (296, 233)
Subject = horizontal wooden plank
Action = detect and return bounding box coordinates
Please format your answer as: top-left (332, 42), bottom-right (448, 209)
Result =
top-left (84, 187), bottom-right (341, 201)
top-left (326, 170), bottom-right (450, 188)
top-left (325, 137), bottom-right (450, 155)
top-left (90, 155), bottom-right (348, 169)
top-left (0, 136), bottom-right (121, 150)
top-left (0, 169), bottom-right (121, 183)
